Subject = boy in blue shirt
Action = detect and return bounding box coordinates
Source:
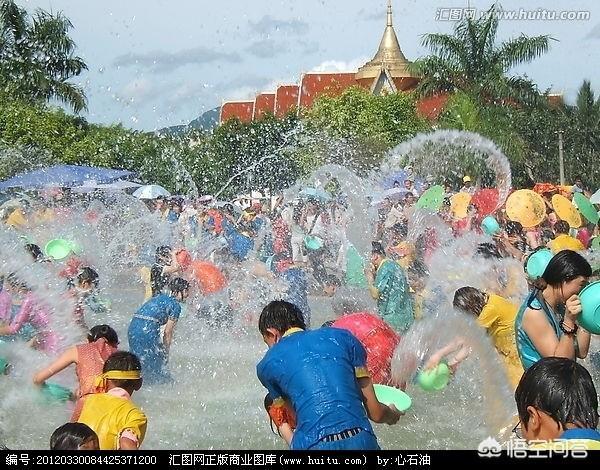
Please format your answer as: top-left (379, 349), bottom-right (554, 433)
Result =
top-left (257, 300), bottom-right (401, 450)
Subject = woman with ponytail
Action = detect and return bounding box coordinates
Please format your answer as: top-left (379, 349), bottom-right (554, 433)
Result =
top-left (515, 250), bottom-right (592, 370)
top-left (33, 325), bottom-right (119, 419)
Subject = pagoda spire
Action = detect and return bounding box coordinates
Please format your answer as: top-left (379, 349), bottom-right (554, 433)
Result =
top-left (355, 0), bottom-right (419, 90)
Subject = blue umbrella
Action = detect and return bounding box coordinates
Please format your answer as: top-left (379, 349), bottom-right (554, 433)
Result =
top-left (299, 187), bottom-right (332, 202)
top-left (0, 165), bottom-right (134, 190)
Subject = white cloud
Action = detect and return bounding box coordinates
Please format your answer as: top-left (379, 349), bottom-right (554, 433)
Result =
top-left (118, 78), bottom-right (157, 104)
top-left (249, 15), bottom-right (309, 36)
top-left (246, 39), bottom-right (289, 58)
top-left (309, 57), bottom-right (369, 72)
top-left (113, 47), bottom-right (241, 73)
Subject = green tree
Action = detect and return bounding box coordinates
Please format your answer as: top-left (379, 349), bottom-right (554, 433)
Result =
top-left (303, 86), bottom-right (428, 172)
top-left (411, 4), bottom-right (552, 106)
top-left (210, 113), bottom-right (301, 197)
top-left (0, 97), bottom-right (87, 159)
top-left (438, 92), bottom-right (529, 184)
top-left (0, 0), bottom-right (87, 112)
top-left (566, 80), bottom-right (600, 186)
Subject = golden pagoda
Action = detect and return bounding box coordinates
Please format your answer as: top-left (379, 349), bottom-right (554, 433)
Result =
top-left (355, 0), bottom-right (419, 93)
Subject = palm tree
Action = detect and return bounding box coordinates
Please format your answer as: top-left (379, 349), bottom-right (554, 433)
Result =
top-left (410, 4), bottom-right (552, 107)
top-left (0, 0), bottom-right (88, 112)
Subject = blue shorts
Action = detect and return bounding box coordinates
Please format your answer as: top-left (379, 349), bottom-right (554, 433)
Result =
top-left (307, 430), bottom-right (380, 451)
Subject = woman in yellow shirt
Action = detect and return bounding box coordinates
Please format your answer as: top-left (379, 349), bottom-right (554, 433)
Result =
top-left (453, 286), bottom-right (524, 388)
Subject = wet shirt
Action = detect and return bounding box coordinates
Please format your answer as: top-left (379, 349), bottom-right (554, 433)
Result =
top-left (478, 294), bottom-right (524, 387)
top-left (374, 259), bottom-right (414, 332)
top-left (257, 328), bottom-right (373, 450)
top-left (78, 388), bottom-right (147, 450)
top-left (134, 294), bottom-right (181, 329)
top-left (515, 292), bottom-right (563, 370)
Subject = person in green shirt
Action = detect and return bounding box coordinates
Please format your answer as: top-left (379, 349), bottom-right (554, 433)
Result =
top-left (365, 242), bottom-right (414, 333)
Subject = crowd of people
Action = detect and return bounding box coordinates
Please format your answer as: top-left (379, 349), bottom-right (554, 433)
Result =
top-left (0, 170), bottom-right (599, 451)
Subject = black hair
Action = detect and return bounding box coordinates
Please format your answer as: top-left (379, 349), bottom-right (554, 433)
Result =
top-left (155, 245), bottom-right (172, 262)
top-left (5, 273), bottom-right (28, 291)
top-left (50, 423), bottom-right (98, 450)
top-left (554, 220), bottom-right (570, 235)
top-left (408, 260), bottom-right (429, 278)
top-left (323, 275), bottom-right (341, 288)
top-left (453, 287), bottom-right (487, 316)
top-left (78, 267), bottom-right (99, 287)
top-left (87, 325), bottom-right (118, 346)
top-left (542, 250), bottom-right (592, 287)
top-left (24, 244), bottom-right (44, 262)
top-left (169, 277), bottom-right (190, 294)
top-left (258, 300), bottom-right (306, 335)
top-left (392, 223), bottom-right (408, 239)
top-left (515, 357), bottom-right (599, 430)
top-left (505, 221), bottom-right (524, 236)
top-left (371, 241), bottom-right (386, 256)
top-left (475, 242), bottom-right (503, 260)
top-left (103, 351), bottom-right (142, 389)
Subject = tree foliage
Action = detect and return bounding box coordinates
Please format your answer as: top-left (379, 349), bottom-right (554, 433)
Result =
top-left (410, 4), bottom-right (552, 107)
top-left (0, 0), bottom-right (87, 112)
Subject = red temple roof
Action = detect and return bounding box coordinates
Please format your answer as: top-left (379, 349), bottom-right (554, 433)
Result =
top-left (298, 72), bottom-right (357, 110)
top-left (253, 93), bottom-right (276, 120)
top-left (220, 101), bottom-right (255, 123)
top-left (274, 85), bottom-right (300, 118)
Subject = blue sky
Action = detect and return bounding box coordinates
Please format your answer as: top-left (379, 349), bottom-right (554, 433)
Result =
top-left (18, 0), bottom-right (600, 131)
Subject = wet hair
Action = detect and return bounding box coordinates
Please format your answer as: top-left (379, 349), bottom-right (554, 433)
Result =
top-left (323, 275), bottom-right (341, 288)
top-left (554, 220), bottom-right (570, 235)
top-left (77, 267), bottom-right (99, 288)
top-left (155, 245), bottom-right (172, 262)
top-left (392, 223), bottom-right (408, 239)
top-left (475, 242), bottom-right (503, 260)
top-left (5, 273), bottom-right (28, 291)
top-left (505, 221), bottom-right (524, 236)
top-left (258, 300), bottom-right (306, 335)
top-left (24, 244), bottom-right (44, 262)
top-left (542, 250), bottom-right (591, 287)
top-left (103, 351), bottom-right (142, 389)
top-left (453, 287), bottom-right (487, 316)
top-left (169, 277), bottom-right (190, 294)
top-left (50, 423), bottom-right (98, 450)
top-left (515, 357), bottom-right (599, 430)
top-left (371, 241), bottom-right (386, 256)
top-left (87, 325), bottom-right (118, 346)
top-left (408, 260), bottom-right (429, 278)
